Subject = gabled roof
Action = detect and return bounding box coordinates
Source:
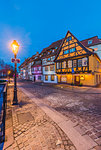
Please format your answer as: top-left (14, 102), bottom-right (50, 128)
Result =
top-left (55, 30), bottom-right (94, 61)
top-left (81, 36), bottom-right (101, 47)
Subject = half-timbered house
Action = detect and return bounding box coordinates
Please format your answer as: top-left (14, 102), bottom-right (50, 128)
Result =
top-left (31, 52), bottom-right (43, 82)
top-left (41, 39), bottom-right (63, 83)
top-left (55, 31), bottom-right (101, 86)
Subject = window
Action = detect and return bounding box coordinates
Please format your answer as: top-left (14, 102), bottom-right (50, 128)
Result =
top-left (97, 61), bottom-right (99, 68)
top-left (70, 48), bottom-right (76, 53)
top-left (64, 50), bottom-right (69, 54)
top-left (45, 75), bottom-right (48, 81)
top-left (62, 61), bottom-right (66, 68)
top-left (37, 67), bottom-right (39, 71)
top-left (52, 49), bottom-right (55, 53)
top-left (68, 60), bottom-right (72, 68)
top-left (78, 59), bottom-right (82, 67)
top-left (82, 57), bottom-right (88, 66)
top-left (34, 67), bottom-right (37, 71)
top-left (57, 63), bottom-right (59, 69)
top-left (45, 66), bottom-right (48, 71)
top-left (37, 66), bottom-right (41, 71)
top-left (88, 40), bottom-right (92, 45)
top-left (61, 76), bottom-right (67, 82)
top-left (50, 65), bottom-right (54, 71)
top-left (73, 60), bottom-right (77, 68)
top-left (66, 36), bottom-right (72, 42)
top-left (51, 75), bottom-right (54, 81)
top-left (38, 76), bottom-right (41, 80)
top-left (47, 57), bottom-right (51, 61)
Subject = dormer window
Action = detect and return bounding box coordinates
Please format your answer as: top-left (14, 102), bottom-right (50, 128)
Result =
top-left (88, 40), bottom-right (92, 45)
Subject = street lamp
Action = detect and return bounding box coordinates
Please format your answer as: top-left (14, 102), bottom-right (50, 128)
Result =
top-left (11, 40), bottom-right (19, 105)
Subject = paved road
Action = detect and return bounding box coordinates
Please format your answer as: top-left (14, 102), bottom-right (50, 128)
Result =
top-left (18, 80), bottom-right (101, 146)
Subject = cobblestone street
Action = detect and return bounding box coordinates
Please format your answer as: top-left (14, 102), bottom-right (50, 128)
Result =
top-left (18, 80), bottom-right (101, 149)
top-left (4, 84), bottom-right (76, 150)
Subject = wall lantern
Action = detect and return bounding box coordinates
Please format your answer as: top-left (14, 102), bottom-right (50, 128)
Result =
top-left (80, 75), bottom-right (85, 80)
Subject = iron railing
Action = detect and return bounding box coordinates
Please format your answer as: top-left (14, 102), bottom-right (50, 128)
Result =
top-left (0, 83), bottom-right (7, 143)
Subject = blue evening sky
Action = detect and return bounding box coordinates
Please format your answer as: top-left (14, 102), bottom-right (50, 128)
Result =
top-left (0, 0), bottom-right (101, 66)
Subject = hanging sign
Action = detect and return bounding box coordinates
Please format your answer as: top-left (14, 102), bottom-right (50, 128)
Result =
top-left (11, 58), bottom-right (20, 63)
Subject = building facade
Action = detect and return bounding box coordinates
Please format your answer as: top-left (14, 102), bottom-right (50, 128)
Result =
top-left (31, 53), bottom-right (43, 82)
top-left (41, 39), bottom-right (63, 83)
top-left (81, 36), bottom-right (101, 59)
top-left (55, 31), bottom-right (101, 86)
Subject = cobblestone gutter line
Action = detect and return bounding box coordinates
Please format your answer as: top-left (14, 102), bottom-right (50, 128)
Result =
top-left (20, 87), bottom-right (100, 150)
top-left (3, 85), bottom-right (76, 150)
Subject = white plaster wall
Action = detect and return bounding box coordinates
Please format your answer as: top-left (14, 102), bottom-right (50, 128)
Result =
top-left (90, 44), bottom-right (101, 59)
top-left (43, 75), bottom-right (57, 83)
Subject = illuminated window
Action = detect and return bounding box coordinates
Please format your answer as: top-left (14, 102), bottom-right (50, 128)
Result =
top-left (57, 62), bottom-right (61, 69)
top-left (88, 40), bottom-right (92, 44)
top-left (51, 75), bottom-right (54, 81)
top-left (73, 60), bottom-right (77, 68)
top-left (68, 60), bottom-right (72, 68)
top-left (45, 75), bottom-right (48, 81)
top-left (82, 57), bottom-right (87, 66)
top-left (50, 65), bottom-right (54, 71)
top-left (62, 61), bottom-right (66, 68)
top-left (78, 59), bottom-right (82, 67)
top-left (70, 48), bottom-right (76, 53)
top-left (45, 66), bottom-right (48, 71)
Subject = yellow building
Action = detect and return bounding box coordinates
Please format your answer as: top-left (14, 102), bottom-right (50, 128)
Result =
top-left (55, 31), bottom-right (101, 86)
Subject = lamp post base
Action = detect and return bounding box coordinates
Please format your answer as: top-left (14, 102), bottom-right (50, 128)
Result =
top-left (13, 89), bottom-right (18, 105)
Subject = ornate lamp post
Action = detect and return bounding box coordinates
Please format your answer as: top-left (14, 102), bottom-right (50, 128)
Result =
top-left (11, 40), bottom-right (19, 105)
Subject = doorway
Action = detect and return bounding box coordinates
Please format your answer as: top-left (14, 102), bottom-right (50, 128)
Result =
top-left (74, 76), bottom-right (80, 85)
top-left (34, 76), bottom-right (36, 82)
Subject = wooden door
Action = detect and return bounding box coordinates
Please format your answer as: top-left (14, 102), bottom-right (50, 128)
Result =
top-left (74, 76), bottom-right (80, 85)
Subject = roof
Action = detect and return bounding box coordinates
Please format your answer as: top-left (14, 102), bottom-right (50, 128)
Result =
top-left (41, 39), bottom-right (63, 53)
top-left (55, 30), bottom-right (94, 61)
top-left (81, 36), bottom-right (101, 47)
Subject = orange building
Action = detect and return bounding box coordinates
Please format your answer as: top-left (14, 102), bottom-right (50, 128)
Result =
top-left (55, 31), bottom-right (101, 86)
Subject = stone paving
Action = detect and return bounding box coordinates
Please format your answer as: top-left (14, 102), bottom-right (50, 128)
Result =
top-left (18, 80), bottom-right (101, 149)
top-left (4, 85), bottom-right (76, 150)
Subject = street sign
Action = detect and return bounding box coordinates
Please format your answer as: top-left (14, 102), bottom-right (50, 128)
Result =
top-left (72, 68), bottom-right (74, 73)
top-left (11, 58), bottom-right (20, 63)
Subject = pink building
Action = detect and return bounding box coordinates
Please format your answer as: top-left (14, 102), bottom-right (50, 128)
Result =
top-left (31, 55), bottom-right (42, 82)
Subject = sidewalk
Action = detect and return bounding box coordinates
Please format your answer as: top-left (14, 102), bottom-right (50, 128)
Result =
top-left (3, 84), bottom-right (76, 150)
